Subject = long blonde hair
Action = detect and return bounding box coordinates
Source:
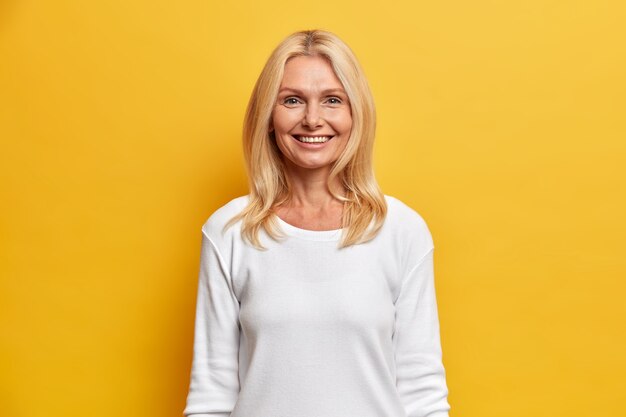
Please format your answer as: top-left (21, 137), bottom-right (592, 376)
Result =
top-left (224, 29), bottom-right (387, 250)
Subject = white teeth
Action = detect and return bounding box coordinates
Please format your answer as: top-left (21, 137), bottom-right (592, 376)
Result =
top-left (296, 136), bottom-right (331, 143)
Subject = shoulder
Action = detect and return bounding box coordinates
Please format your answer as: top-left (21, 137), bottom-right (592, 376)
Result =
top-left (201, 194), bottom-right (250, 242)
top-left (383, 194), bottom-right (435, 250)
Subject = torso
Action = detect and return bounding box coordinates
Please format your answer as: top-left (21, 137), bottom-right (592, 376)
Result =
top-left (184, 194), bottom-right (449, 417)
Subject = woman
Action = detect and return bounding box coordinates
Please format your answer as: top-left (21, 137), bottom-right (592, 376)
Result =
top-left (183, 29), bottom-right (451, 417)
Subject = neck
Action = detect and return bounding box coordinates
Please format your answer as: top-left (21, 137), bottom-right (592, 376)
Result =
top-left (282, 162), bottom-right (345, 208)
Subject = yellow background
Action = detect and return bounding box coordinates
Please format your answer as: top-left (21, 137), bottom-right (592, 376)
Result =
top-left (1, 1), bottom-right (625, 416)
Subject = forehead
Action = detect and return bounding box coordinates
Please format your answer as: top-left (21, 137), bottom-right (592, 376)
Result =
top-left (280, 55), bottom-right (344, 91)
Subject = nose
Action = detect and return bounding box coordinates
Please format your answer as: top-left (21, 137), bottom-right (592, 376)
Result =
top-left (303, 102), bottom-right (323, 128)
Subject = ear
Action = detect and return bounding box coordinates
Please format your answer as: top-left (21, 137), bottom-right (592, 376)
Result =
top-left (268, 124), bottom-right (274, 133)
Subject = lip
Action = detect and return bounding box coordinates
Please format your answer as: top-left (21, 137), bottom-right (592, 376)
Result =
top-left (290, 134), bottom-right (334, 148)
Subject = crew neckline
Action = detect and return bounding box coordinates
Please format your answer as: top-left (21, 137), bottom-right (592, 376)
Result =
top-left (274, 214), bottom-right (345, 241)
top-left (240, 194), bottom-right (393, 241)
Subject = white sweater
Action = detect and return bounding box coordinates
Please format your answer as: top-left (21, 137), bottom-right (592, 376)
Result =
top-left (183, 194), bottom-right (451, 417)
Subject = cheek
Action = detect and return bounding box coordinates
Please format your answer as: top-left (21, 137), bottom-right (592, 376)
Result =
top-left (334, 115), bottom-right (352, 132)
top-left (345, 116), bottom-right (353, 132)
top-left (273, 108), bottom-right (301, 131)
top-left (328, 111), bottom-right (352, 133)
top-left (270, 110), bottom-right (282, 130)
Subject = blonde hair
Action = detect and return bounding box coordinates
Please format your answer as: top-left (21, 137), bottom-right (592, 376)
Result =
top-left (224, 29), bottom-right (387, 250)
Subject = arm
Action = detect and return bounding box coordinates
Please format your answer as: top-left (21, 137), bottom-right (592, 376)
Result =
top-left (183, 229), bottom-right (241, 417)
top-left (393, 247), bottom-right (451, 417)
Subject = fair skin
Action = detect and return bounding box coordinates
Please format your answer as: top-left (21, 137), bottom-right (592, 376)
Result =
top-left (269, 55), bottom-right (353, 231)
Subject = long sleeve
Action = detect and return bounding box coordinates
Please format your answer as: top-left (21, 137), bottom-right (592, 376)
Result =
top-left (183, 229), bottom-right (241, 417)
top-left (393, 247), bottom-right (451, 417)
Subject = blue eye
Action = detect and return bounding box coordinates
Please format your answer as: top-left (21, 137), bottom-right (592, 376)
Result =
top-left (327, 97), bottom-right (342, 104)
top-left (284, 97), bottom-right (300, 105)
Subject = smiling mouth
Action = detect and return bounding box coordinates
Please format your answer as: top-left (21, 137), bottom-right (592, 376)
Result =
top-left (292, 135), bottom-right (334, 143)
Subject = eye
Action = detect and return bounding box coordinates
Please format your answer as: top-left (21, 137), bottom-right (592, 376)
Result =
top-left (283, 97), bottom-right (301, 106)
top-left (326, 97), bottom-right (342, 105)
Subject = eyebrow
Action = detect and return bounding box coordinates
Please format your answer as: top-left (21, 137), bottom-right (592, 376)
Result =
top-left (278, 87), bottom-right (347, 95)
